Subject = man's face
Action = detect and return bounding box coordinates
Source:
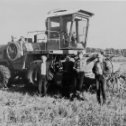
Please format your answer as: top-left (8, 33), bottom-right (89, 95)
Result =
top-left (66, 56), bottom-right (70, 62)
top-left (97, 54), bottom-right (103, 62)
top-left (79, 53), bottom-right (83, 59)
top-left (41, 56), bottom-right (47, 62)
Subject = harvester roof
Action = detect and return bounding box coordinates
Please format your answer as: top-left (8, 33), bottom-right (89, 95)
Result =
top-left (47, 9), bottom-right (94, 18)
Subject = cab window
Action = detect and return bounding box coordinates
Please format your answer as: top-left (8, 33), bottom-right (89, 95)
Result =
top-left (49, 17), bottom-right (60, 39)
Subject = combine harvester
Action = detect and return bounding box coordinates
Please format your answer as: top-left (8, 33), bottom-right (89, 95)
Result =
top-left (0, 9), bottom-right (94, 88)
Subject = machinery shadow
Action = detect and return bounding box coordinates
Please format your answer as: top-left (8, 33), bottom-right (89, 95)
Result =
top-left (5, 77), bottom-right (96, 97)
top-left (5, 79), bottom-right (62, 97)
top-left (6, 84), bottom-right (38, 96)
top-left (83, 76), bottom-right (96, 93)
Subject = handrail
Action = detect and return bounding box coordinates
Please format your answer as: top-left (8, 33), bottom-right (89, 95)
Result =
top-left (27, 30), bottom-right (60, 35)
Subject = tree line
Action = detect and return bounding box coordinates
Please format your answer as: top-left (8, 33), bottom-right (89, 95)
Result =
top-left (86, 47), bottom-right (126, 57)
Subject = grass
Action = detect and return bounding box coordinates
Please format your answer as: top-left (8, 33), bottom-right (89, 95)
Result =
top-left (0, 87), bottom-right (126, 126)
top-left (0, 61), bottom-right (126, 126)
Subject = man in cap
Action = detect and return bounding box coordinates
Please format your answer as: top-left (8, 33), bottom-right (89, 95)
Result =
top-left (92, 51), bottom-right (106, 105)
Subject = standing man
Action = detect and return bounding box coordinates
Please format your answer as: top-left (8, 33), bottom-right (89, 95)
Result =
top-left (92, 52), bottom-right (106, 105)
top-left (38, 55), bottom-right (48, 96)
top-left (62, 55), bottom-right (75, 98)
top-left (74, 51), bottom-right (86, 100)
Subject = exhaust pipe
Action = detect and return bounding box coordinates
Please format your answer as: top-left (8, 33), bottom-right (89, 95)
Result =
top-left (34, 35), bottom-right (37, 43)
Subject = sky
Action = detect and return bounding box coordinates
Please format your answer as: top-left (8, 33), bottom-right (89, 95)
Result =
top-left (0, 0), bottom-right (126, 49)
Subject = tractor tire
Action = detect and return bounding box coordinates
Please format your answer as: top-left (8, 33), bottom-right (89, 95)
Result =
top-left (0, 65), bottom-right (11, 88)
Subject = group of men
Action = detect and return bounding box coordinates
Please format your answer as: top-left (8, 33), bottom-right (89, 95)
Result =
top-left (62, 51), bottom-right (86, 100)
top-left (38, 50), bottom-right (107, 105)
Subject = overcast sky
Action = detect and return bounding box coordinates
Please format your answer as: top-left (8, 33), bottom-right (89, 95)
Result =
top-left (0, 0), bottom-right (126, 49)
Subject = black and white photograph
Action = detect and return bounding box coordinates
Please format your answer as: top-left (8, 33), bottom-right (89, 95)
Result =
top-left (0, 0), bottom-right (126, 125)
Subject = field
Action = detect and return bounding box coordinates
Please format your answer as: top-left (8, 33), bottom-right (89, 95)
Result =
top-left (0, 58), bottom-right (126, 126)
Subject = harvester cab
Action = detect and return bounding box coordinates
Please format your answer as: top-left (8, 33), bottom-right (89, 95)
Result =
top-left (45, 9), bottom-right (93, 51)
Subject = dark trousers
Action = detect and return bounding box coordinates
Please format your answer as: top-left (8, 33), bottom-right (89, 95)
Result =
top-left (95, 74), bottom-right (106, 104)
top-left (38, 75), bottom-right (47, 96)
top-left (62, 72), bottom-right (76, 97)
top-left (76, 72), bottom-right (84, 92)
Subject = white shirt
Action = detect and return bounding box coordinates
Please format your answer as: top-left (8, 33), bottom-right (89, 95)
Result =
top-left (41, 62), bottom-right (46, 75)
top-left (96, 62), bottom-right (103, 75)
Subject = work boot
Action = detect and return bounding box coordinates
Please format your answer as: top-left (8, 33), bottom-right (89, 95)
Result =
top-left (76, 91), bottom-right (85, 101)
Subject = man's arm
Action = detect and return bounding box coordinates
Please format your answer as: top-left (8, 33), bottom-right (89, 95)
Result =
top-left (73, 60), bottom-right (79, 72)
